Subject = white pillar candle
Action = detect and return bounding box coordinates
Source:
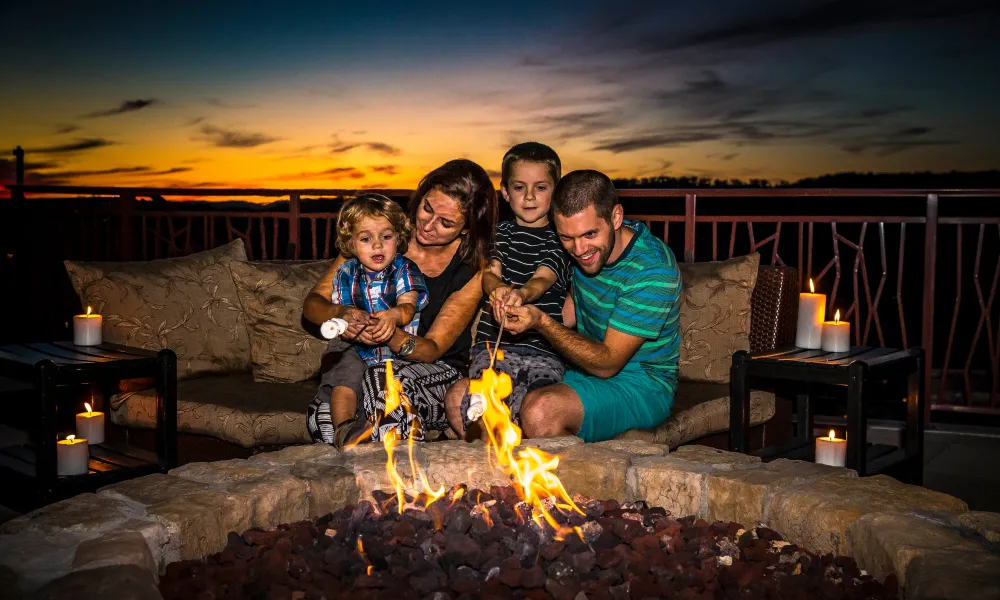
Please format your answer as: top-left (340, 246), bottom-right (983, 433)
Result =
top-left (73, 306), bottom-right (103, 346)
top-left (821, 310), bottom-right (851, 352)
top-left (76, 403), bottom-right (104, 445)
top-left (795, 279), bottom-right (826, 349)
top-left (57, 435), bottom-right (89, 476)
top-left (815, 429), bottom-right (847, 467)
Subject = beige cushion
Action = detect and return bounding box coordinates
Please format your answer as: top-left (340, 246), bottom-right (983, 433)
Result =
top-left (677, 253), bottom-right (760, 383)
top-left (614, 382), bottom-right (775, 448)
top-left (64, 239), bottom-right (251, 380)
top-left (111, 374), bottom-right (313, 448)
top-left (229, 260), bottom-right (333, 383)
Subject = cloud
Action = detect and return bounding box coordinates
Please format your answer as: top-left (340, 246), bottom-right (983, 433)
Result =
top-left (517, 54), bottom-right (550, 67)
top-left (593, 131), bottom-right (725, 153)
top-left (198, 125), bottom-right (280, 148)
top-left (148, 167), bottom-right (193, 175)
top-left (365, 142), bottom-right (401, 156)
top-left (29, 138), bottom-right (115, 154)
top-left (486, 169), bottom-right (503, 179)
top-left (275, 167), bottom-right (366, 181)
top-left (54, 123), bottom-right (79, 135)
top-left (82, 98), bottom-right (158, 119)
top-left (842, 126), bottom-right (957, 156)
top-left (206, 98), bottom-right (258, 109)
top-left (859, 105), bottom-right (913, 119)
top-left (43, 166), bottom-right (153, 178)
top-left (370, 165), bottom-right (399, 175)
top-left (328, 134), bottom-right (401, 156)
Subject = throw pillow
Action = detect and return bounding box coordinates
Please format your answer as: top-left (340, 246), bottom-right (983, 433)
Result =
top-left (678, 252), bottom-right (760, 384)
top-left (64, 239), bottom-right (251, 379)
top-left (229, 259), bottom-right (334, 383)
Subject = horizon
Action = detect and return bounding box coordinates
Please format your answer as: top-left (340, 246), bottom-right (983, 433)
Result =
top-left (2, 1), bottom-right (999, 195)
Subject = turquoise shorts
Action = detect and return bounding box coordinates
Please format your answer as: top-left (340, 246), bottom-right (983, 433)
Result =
top-left (564, 364), bottom-right (674, 442)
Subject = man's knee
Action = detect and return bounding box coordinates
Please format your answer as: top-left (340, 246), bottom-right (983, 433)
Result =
top-left (520, 387), bottom-right (564, 438)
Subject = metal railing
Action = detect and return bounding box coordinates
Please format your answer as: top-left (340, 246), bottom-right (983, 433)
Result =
top-left (4, 184), bottom-right (1000, 423)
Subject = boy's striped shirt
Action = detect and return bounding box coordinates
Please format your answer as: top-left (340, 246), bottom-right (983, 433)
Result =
top-left (572, 220), bottom-right (682, 390)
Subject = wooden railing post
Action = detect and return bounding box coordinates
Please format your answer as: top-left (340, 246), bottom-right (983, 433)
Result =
top-left (287, 193), bottom-right (301, 259)
top-left (12, 146), bottom-right (24, 201)
top-left (117, 194), bottom-right (136, 260)
top-left (922, 194), bottom-right (938, 425)
top-left (683, 193), bottom-right (697, 262)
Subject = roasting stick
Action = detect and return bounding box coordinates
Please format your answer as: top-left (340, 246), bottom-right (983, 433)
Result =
top-left (489, 309), bottom-right (507, 369)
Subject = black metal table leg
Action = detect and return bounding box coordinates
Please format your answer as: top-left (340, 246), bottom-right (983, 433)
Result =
top-left (795, 392), bottom-right (812, 446)
top-left (846, 361), bottom-right (868, 475)
top-left (156, 349), bottom-right (178, 469)
top-left (35, 360), bottom-right (58, 504)
top-left (906, 350), bottom-right (925, 485)
top-left (729, 350), bottom-right (751, 452)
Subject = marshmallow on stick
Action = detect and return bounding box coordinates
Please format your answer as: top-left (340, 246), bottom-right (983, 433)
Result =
top-left (320, 318), bottom-right (350, 339)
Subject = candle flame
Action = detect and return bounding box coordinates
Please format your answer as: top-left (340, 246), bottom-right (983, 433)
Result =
top-left (85, 403), bottom-right (92, 415)
top-left (86, 306), bottom-right (92, 316)
top-left (809, 278), bottom-right (815, 293)
top-left (834, 309), bottom-right (840, 323)
top-left (829, 430), bottom-right (836, 440)
top-left (66, 435), bottom-right (75, 441)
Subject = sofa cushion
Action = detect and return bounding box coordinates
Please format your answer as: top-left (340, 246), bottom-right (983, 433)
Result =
top-left (678, 253), bottom-right (760, 384)
top-left (229, 260), bottom-right (334, 383)
top-left (64, 239), bottom-right (251, 380)
top-left (110, 374), bottom-right (313, 448)
top-left (614, 382), bottom-right (775, 448)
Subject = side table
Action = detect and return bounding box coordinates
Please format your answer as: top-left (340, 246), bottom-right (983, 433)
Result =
top-left (729, 346), bottom-right (924, 483)
top-left (0, 341), bottom-right (177, 508)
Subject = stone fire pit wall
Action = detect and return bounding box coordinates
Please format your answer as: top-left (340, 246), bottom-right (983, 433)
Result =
top-left (1, 438), bottom-right (998, 600)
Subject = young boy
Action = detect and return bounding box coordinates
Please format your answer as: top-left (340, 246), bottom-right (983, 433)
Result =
top-left (325, 194), bottom-right (429, 445)
top-left (453, 142), bottom-right (571, 435)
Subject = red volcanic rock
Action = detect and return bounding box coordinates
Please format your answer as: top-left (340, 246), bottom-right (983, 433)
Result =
top-left (159, 485), bottom-right (899, 600)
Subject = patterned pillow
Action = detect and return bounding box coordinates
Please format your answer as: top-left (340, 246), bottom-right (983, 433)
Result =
top-left (229, 260), bottom-right (334, 383)
top-left (677, 253), bottom-right (760, 384)
top-left (64, 239), bottom-right (251, 379)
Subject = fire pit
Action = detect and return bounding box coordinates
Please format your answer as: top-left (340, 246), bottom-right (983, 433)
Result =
top-left (159, 484), bottom-right (897, 600)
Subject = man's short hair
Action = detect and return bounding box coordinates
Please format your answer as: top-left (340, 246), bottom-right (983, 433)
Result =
top-left (551, 169), bottom-right (617, 223)
top-left (500, 142), bottom-right (561, 188)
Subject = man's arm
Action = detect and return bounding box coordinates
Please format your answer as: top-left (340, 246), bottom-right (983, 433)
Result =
top-left (505, 306), bottom-right (644, 378)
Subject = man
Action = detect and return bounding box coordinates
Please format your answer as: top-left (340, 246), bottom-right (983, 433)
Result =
top-left (501, 169), bottom-right (682, 442)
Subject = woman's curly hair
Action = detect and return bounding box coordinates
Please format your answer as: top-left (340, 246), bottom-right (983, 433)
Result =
top-left (336, 194), bottom-right (412, 258)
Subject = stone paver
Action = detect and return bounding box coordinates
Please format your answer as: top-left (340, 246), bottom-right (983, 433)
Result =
top-left (905, 549), bottom-right (1000, 600)
top-left (146, 491), bottom-right (253, 561)
top-left (770, 474), bottom-right (968, 556)
top-left (0, 493), bottom-right (143, 536)
top-left (954, 511), bottom-right (1000, 543)
top-left (72, 531), bottom-right (158, 581)
top-left (99, 473), bottom-right (216, 507)
top-left (555, 444), bottom-right (632, 501)
top-left (168, 458), bottom-right (274, 484)
top-left (707, 459), bottom-right (856, 526)
top-left (418, 440), bottom-right (508, 493)
top-left (289, 462), bottom-right (361, 518)
top-left (626, 446), bottom-right (761, 517)
top-left (518, 436), bottom-right (584, 453)
top-left (591, 439), bottom-right (669, 458)
top-left (0, 530), bottom-right (92, 596)
top-left (32, 564), bottom-right (162, 600)
top-left (247, 443), bottom-right (341, 470)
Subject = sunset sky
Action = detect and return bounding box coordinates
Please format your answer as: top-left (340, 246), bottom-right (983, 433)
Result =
top-left (2, 0), bottom-right (999, 195)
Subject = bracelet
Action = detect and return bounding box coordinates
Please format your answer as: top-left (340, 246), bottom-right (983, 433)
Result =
top-left (397, 333), bottom-right (416, 357)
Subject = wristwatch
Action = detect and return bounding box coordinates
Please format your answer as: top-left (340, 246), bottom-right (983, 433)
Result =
top-left (397, 333), bottom-right (416, 357)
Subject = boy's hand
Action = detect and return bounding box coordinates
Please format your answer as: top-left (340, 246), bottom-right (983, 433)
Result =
top-left (489, 286), bottom-right (520, 322)
top-left (368, 309), bottom-right (400, 343)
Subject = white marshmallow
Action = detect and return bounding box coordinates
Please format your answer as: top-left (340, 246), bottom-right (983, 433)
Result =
top-left (321, 318), bottom-right (349, 339)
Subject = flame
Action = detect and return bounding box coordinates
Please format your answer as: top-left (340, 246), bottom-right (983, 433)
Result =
top-left (834, 309), bottom-right (841, 323)
top-left (829, 429), bottom-right (836, 440)
top-left (356, 537), bottom-right (373, 575)
top-left (66, 434), bottom-right (76, 441)
top-left (84, 403), bottom-right (93, 415)
top-left (809, 278), bottom-right (815, 294)
top-left (86, 306), bottom-right (93, 316)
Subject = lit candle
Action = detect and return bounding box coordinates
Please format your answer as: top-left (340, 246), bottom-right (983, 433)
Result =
top-left (56, 435), bottom-right (89, 476)
top-left (73, 306), bottom-right (103, 346)
top-left (815, 429), bottom-right (847, 467)
top-left (795, 279), bottom-right (826, 349)
top-left (821, 309), bottom-right (851, 353)
top-left (76, 402), bottom-right (104, 445)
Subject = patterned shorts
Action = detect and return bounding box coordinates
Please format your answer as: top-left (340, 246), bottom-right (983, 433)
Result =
top-left (360, 360), bottom-right (463, 442)
top-left (460, 344), bottom-right (565, 429)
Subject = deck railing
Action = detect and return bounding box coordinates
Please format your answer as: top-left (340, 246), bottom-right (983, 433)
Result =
top-left (4, 184), bottom-right (1000, 424)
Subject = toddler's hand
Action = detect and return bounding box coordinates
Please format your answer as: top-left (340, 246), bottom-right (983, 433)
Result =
top-left (368, 310), bottom-right (398, 343)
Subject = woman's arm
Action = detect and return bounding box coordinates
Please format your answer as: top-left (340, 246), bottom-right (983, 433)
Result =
top-left (302, 254), bottom-right (348, 326)
top-left (384, 271), bottom-right (483, 362)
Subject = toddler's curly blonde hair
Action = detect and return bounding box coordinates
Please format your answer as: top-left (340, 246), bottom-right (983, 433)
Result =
top-left (336, 194), bottom-right (411, 258)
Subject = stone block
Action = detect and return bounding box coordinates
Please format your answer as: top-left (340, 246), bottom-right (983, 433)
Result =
top-left (954, 511), bottom-right (1000, 543)
top-left (419, 440), bottom-right (508, 492)
top-left (168, 458), bottom-right (273, 484)
top-left (247, 443), bottom-right (341, 470)
top-left (905, 549), bottom-right (1000, 600)
top-left (290, 462), bottom-right (361, 518)
top-left (32, 564), bottom-right (162, 600)
top-left (72, 531), bottom-right (158, 581)
top-left (626, 448), bottom-right (760, 518)
top-left (106, 519), bottom-right (172, 573)
top-left (349, 445), bottom-right (440, 502)
top-left (707, 459), bottom-right (855, 526)
top-left (518, 436), bottom-right (584, 453)
top-left (0, 493), bottom-right (143, 536)
top-left (770, 474), bottom-right (968, 556)
top-left (146, 491), bottom-right (254, 561)
top-left (555, 445), bottom-right (631, 502)
top-left (591, 439), bottom-right (669, 458)
top-left (99, 474), bottom-right (216, 507)
top-left (0, 530), bottom-right (91, 596)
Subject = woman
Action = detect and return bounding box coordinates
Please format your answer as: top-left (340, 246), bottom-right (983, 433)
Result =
top-left (304, 159), bottom-right (497, 446)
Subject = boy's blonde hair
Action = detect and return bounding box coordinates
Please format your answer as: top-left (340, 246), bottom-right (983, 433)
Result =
top-left (336, 194), bottom-right (411, 258)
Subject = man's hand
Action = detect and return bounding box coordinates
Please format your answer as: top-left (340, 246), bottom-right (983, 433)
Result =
top-left (503, 304), bottom-right (544, 335)
top-left (368, 309), bottom-right (401, 343)
top-left (489, 286), bottom-right (522, 322)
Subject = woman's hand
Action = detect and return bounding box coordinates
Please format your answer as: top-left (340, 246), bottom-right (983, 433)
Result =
top-left (368, 310), bottom-right (400, 343)
top-left (489, 286), bottom-right (522, 322)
